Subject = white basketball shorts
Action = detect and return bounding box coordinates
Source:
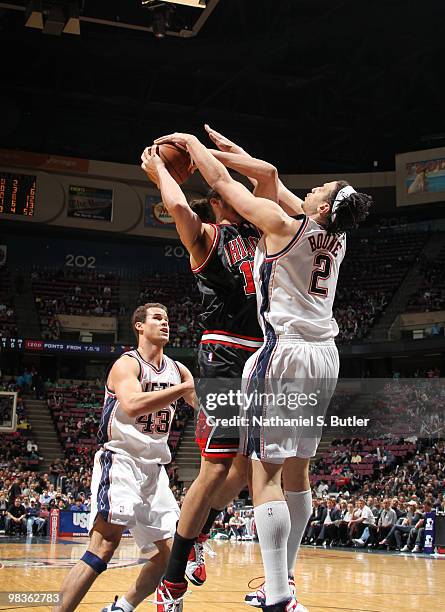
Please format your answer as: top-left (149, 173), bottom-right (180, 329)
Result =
top-left (89, 448), bottom-right (179, 551)
top-left (239, 336), bottom-right (339, 463)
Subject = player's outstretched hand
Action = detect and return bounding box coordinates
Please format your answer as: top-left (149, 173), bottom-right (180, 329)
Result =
top-left (154, 132), bottom-right (197, 148)
top-left (204, 124), bottom-right (248, 156)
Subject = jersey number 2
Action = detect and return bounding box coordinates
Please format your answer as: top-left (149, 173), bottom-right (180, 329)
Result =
top-left (239, 261), bottom-right (256, 295)
top-left (309, 253), bottom-right (332, 297)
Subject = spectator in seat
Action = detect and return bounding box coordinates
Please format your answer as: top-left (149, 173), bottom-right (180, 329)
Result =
top-left (70, 498), bottom-right (87, 512)
top-left (26, 499), bottom-right (45, 537)
top-left (5, 497), bottom-right (26, 535)
top-left (222, 505), bottom-right (235, 537)
top-left (39, 489), bottom-right (52, 506)
top-left (391, 497), bottom-right (404, 521)
top-left (316, 498), bottom-right (341, 546)
top-left (0, 491), bottom-right (7, 531)
top-left (401, 501), bottom-right (433, 553)
top-left (8, 476), bottom-right (22, 504)
top-left (380, 500), bottom-right (422, 550)
top-left (350, 498), bottom-right (375, 546)
top-left (228, 511), bottom-right (247, 540)
top-left (322, 500), bottom-right (348, 546)
top-left (304, 499), bottom-right (327, 544)
top-left (368, 498), bottom-right (397, 548)
top-left (337, 502), bottom-right (355, 545)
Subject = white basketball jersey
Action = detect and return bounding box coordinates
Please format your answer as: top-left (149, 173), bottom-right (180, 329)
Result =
top-left (253, 215), bottom-right (346, 341)
top-left (97, 350), bottom-right (181, 465)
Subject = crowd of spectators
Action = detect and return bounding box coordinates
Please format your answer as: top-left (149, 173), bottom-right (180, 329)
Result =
top-left (300, 494), bottom-right (441, 553)
top-left (30, 268), bottom-right (120, 340)
top-left (205, 436), bottom-right (444, 555)
top-left (334, 232), bottom-right (428, 342)
top-left (45, 379), bottom-right (193, 474)
top-left (0, 466), bottom-right (91, 536)
top-left (139, 272), bottom-right (202, 348)
top-left (0, 375), bottom-right (42, 471)
top-left (406, 247), bottom-right (445, 312)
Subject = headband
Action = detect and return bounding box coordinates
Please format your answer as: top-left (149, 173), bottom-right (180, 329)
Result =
top-left (331, 185), bottom-right (356, 221)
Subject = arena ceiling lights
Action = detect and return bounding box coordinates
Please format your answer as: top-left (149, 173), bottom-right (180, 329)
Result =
top-left (0, 0), bottom-right (220, 38)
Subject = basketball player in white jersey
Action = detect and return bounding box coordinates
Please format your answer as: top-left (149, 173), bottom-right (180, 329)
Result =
top-left (153, 132), bottom-right (372, 611)
top-left (53, 303), bottom-right (195, 612)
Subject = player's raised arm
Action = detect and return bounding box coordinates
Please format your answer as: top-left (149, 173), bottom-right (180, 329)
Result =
top-left (140, 146), bottom-right (214, 259)
top-left (205, 125), bottom-right (304, 215)
top-left (110, 355), bottom-right (194, 419)
top-left (205, 124), bottom-right (278, 202)
top-left (154, 133), bottom-right (292, 237)
top-left (208, 149), bottom-right (279, 203)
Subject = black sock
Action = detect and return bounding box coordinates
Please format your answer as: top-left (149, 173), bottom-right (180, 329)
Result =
top-left (165, 531), bottom-right (195, 584)
top-left (201, 508), bottom-right (221, 536)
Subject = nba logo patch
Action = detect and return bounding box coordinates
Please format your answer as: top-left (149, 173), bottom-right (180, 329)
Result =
top-left (267, 507), bottom-right (273, 516)
top-left (208, 352), bottom-right (213, 362)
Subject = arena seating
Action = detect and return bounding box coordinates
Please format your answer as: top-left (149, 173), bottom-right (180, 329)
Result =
top-left (310, 438), bottom-right (417, 487)
top-left (46, 380), bottom-right (193, 469)
top-left (30, 268), bottom-right (120, 340)
top-left (0, 268), bottom-right (18, 339)
top-left (0, 380), bottom-right (41, 471)
top-left (406, 245), bottom-right (445, 312)
top-left (335, 232), bottom-right (428, 342)
top-left (139, 272), bottom-right (202, 348)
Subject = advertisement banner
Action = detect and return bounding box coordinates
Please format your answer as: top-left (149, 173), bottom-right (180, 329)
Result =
top-left (68, 185), bottom-right (113, 221)
top-left (56, 315), bottom-right (117, 333)
top-left (57, 511), bottom-right (130, 537)
top-left (145, 195), bottom-right (176, 227)
top-left (59, 511), bottom-right (90, 536)
top-left (423, 511), bottom-right (436, 554)
top-left (396, 147), bottom-right (445, 206)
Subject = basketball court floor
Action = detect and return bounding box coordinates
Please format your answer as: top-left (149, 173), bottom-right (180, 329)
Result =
top-left (0, 536), bottom-right (443, 611)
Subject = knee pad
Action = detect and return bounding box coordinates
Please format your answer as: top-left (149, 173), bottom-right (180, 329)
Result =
top-left (81, 551), bottom-right (107, 574)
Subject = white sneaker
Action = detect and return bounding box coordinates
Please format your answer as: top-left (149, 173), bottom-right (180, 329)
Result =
top-left (400, 545), bottom-right (411, 553)
top-left (100, 596), bottom-right (124, 611)
top-left (244, 577), bottom-right (306, 609)
top-left (352, 538), bottom-right (365, 547)
top-left (412, 545), bottom-right (421, 553)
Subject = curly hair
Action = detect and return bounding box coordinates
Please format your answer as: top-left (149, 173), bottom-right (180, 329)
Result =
top-left (325, 180), bottom-right (373, 236)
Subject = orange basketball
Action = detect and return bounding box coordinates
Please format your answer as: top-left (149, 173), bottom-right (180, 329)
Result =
top-left (157, 143), bottom-right (193, 185)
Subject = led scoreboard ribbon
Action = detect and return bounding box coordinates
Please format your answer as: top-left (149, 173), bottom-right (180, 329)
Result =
top-left (0, 172), bottom-right (36, 216)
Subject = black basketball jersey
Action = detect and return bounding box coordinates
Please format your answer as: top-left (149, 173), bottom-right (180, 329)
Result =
top-left (192, 222), bottom-right (263, 350)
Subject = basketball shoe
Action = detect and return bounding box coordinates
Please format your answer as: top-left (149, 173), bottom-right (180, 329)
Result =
top-left (261, 597), bottom-right (300, 611)
top-left (100, 596), bottom-right (125, 611)
top-left (156, 579), bottom-right (187, 612)
top-left (245, 577), bottom-right (308, 611)
top-left (185, 533), bottom-right (208, 585)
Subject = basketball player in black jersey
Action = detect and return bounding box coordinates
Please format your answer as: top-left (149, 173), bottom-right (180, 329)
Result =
top-left (141, 143), bottom-right (288, 609)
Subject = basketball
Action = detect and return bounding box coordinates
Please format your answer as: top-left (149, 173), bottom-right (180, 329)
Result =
top-left (157, 143), bottom-right (193, 185)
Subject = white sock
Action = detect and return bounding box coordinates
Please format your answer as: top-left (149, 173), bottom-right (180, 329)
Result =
top-left (285, 489), bottom-right (312, 577)
top-left (115, 596), bottom-right (134, 612)
top-left (254, 500), bottom-right (291, 605)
